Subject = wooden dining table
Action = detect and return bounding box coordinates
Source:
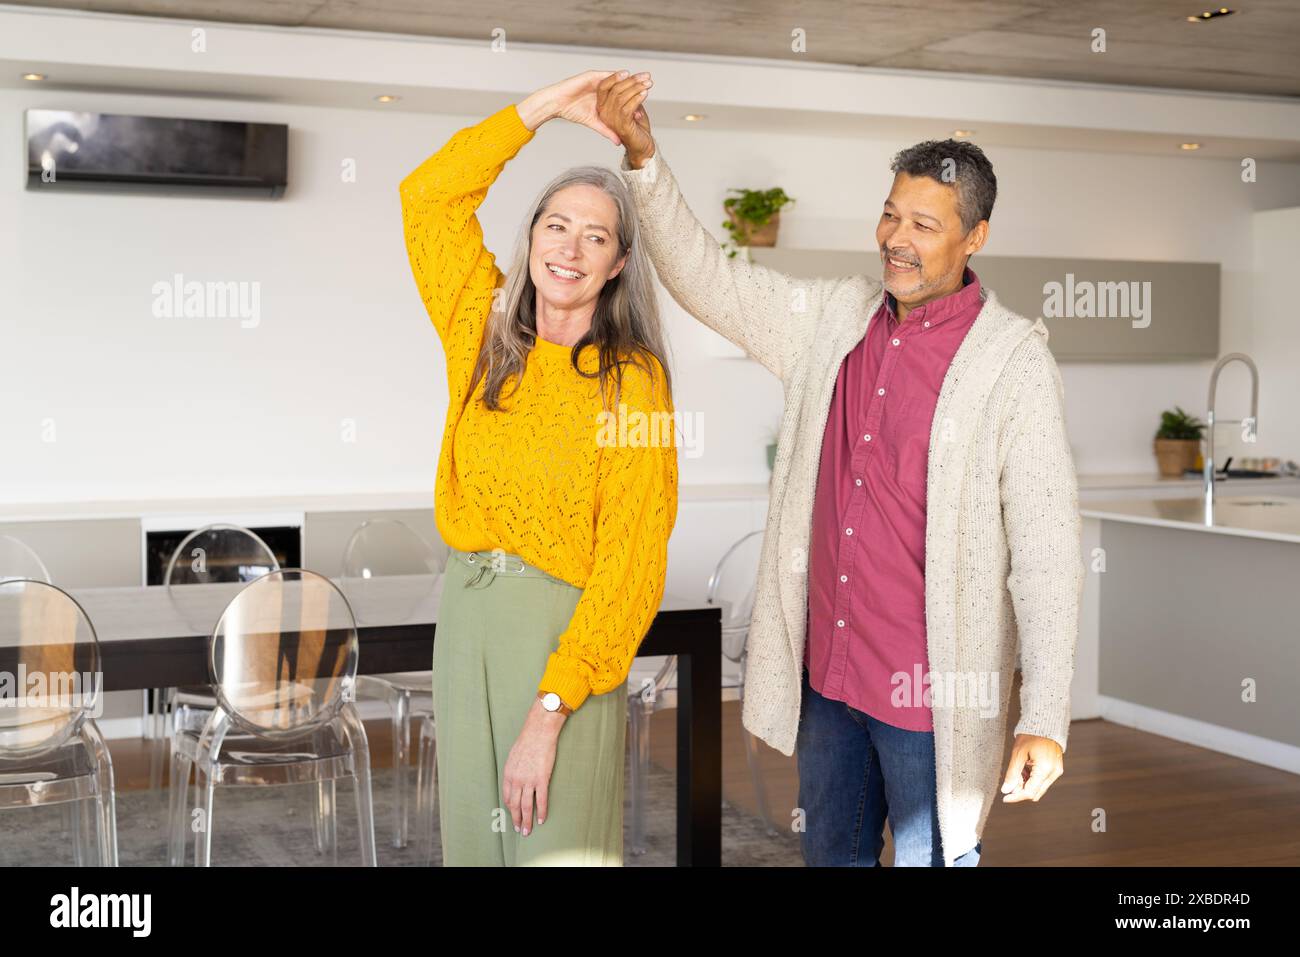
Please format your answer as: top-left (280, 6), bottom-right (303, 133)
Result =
top-left (62, 574), bottom-right (724, 866)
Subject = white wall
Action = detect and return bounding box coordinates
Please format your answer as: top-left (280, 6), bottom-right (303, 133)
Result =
top-left (2, 59), bottom-right (1299, 504)
top-left (1246, 207), bottom-right (1300, 468)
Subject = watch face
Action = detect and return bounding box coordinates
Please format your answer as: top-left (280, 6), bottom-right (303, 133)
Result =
top-left (543, 692), bottom-right (561, 711)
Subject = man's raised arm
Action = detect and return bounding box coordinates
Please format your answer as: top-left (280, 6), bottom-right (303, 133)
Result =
top-left (597, 72), bottom-right (830, 382)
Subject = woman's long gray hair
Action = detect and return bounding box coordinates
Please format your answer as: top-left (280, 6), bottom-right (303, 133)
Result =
top-left (469, 165), bottom-right (672, 412)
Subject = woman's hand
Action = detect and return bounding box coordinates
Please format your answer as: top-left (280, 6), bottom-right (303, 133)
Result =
top-left (595, 71), bottom-right (656, 168)
top-left (501, 697), bottom-right (567, 836)
top-left (516, 70), bottom-right (625, 145)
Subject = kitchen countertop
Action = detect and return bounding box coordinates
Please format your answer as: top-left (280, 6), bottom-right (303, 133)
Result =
top-left (0, 491), bottom-right (438, 524)
top-left (1077, 471), bottom-right (1300, 490)
top-left (0, 483), bottom-right (777, 523)
top-left (2, 475), bottom-right (1295, 524)
top-left (1080, 495), bottom-right (1300, 545)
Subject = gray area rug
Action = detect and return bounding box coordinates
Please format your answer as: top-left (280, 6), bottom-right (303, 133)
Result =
top-left (0, 761), bottom-right (803, 867)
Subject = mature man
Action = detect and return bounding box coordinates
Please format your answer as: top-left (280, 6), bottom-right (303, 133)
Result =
top-left (593, 71), bottom-right (1084, 867)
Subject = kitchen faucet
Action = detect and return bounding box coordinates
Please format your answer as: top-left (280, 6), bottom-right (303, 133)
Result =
top-left (1203, 352), bottom-right (1259, 523)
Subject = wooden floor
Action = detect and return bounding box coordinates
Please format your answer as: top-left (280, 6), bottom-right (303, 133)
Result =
top-left (107, 687), bottom-right (1300, 866)
top-left (643, 678), bottom-right (1300, 866)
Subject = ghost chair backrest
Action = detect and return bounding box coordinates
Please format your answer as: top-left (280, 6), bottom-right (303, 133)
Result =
top-left (164, 524), bottom-right (279, 588)
top-left (341, 518), bottom-right (445, 580)
top-left (0, 536), bottom-right (52, 585)
top-left (706, 530), bottom-right (765, 664)
top-left (0, 579), bottom-right (101, 758)
top-left (208, 569), bottom-right (358, 739)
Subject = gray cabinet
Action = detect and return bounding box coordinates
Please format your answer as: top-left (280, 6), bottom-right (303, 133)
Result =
top-left (303, 508), bottom-right (443, 577)
top-left (0, 518), bottom-right (142, 587)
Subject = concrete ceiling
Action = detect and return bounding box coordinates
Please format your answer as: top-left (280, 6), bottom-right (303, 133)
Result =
top-left (6, 0), bottom-right (1300, 98)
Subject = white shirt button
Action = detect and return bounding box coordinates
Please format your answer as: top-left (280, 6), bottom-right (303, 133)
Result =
top-left (845, 527), bottom-right (853, 535)
top-left (855, 478), bottom-right (862, 486)
top-left (840, 574), bottom-right (848, 583)
top-left (892, 338), bottom-right (900, 346)
top-left (877, 387), bottom-right (885, 396)
top-left (836, 619), bottom-right (845, 628)
top-left (863, 434), bottom-right (872, 442)
top-left (923, 321), bottom-right (930, 328)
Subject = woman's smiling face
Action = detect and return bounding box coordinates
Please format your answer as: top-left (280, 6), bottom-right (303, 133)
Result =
top-left (529, 183), bottom-right (628, 312)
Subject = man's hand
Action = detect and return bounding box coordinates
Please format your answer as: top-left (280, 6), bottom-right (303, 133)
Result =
top-left (516, 70), bottom-right (622, 145)
top-left (595, 71), bottom-right (656, 168)
top-left (501, 697), bottom-right (567, 836)
top-left (1000, 733), bottom-right (1064, 802)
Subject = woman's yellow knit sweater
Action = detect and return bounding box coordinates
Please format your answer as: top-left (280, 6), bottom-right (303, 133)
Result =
top-left (399, 103), bottom-right (678, 713)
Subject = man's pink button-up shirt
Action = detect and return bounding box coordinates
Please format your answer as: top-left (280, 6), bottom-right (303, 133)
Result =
top-left (804, 267), bottom-right (985, 731)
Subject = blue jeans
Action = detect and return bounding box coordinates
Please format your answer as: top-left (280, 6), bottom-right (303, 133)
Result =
top-left (795, 666), bottom-right (981, 867)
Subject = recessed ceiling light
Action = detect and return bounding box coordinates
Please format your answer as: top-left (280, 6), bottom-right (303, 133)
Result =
top-left (1186, 7), bottom-right (1234, 21)
top-left (953, 129), bottom-right (975, 137)
top-left (1180, 142), bottom-right (1202, 150)
top-left (374, 94), bottom-right (400, 103)
top-left (22, 73), bottom-right (45, 81)
top-left (682, 114), bottom-right (706, 122)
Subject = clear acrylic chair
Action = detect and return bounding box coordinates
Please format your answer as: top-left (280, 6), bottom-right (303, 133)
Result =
top-left (0, 578), bottom-right (118, 865)
top-left (167, 568), bottom-right (377, 866)
top-left (711, 536), bottom-right (779, 838)
top-left (147, 524), bottom-right (280, 794)
top-left (413, 708), bottom-right (437, 865)
top-left (624, 529), bottom-right (773, 855)
top-left (339, 518), bottom-right (444, 849)
top-left (0, 535), bottom-right (52, 584)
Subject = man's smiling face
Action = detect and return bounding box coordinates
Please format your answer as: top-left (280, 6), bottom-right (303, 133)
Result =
top-left (875, 172), bottom-right (980, 310)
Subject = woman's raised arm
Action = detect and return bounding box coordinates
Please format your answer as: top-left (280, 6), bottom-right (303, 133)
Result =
top-left (400, 72), bottom-right (621, 404)
top-left (399, 104), bottom-right (535, 402)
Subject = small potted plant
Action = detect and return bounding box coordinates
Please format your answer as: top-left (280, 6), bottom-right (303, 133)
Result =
top-left (722, 187), bottom-right (794, 258)
top-left (1154, 406), bottom-right (1205, 477)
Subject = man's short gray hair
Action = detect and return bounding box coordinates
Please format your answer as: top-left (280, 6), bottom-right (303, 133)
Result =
top-left (889, 139), bottom-right (997, 235)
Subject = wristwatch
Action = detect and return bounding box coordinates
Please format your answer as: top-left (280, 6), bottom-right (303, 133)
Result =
top-left (538, 691), bottom-right (573, 716)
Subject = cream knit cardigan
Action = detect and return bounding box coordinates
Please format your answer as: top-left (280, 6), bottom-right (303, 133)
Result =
top-left (620, 147), bottom-right (1084, 865)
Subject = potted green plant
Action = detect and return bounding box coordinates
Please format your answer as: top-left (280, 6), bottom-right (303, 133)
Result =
top-left (722, 187), bottom-right (794, 258)
top-left (1154, 406), bottom-right (1205, 477)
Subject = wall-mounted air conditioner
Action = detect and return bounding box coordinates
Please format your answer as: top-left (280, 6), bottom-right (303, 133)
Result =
top-left (25, 109), bottom-right (289, 198)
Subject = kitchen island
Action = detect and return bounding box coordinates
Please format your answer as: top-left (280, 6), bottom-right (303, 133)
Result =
top-left (1078, 494), bottom-right (1300, 773)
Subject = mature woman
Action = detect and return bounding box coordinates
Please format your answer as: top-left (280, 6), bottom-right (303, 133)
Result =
top-left (399, 70), bottom-right (675, 866)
